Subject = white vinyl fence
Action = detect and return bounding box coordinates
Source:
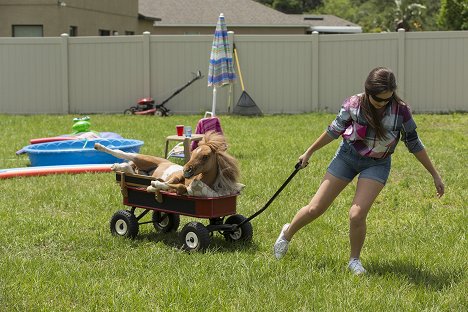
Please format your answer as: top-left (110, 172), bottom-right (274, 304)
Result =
top-left (0, 30), bottom-right (467, 115)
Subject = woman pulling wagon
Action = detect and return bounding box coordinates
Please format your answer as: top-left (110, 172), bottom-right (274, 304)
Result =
top-left (274, 67), bottom-right (445, 275)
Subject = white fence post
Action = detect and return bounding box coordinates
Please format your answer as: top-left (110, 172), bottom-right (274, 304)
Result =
top-left (397, 28), bottom-right (406, 99)
top-left (60, 33), bottom-right (69, 114)
top-left (312, 31), bottom-right (319, 111)
top-left (143, 31), bottom-right (151, 98)
top-left (228, 31), bottom-right (235, 113)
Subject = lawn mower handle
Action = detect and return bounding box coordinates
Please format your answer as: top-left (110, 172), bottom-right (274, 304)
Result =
top-left (234, 162), bottom-right (303, 229)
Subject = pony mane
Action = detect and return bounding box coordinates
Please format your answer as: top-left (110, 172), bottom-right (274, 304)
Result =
top-left (199, 131), bottom-right (241, 193)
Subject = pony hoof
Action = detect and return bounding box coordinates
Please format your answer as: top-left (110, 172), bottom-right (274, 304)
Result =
top-left (111, 163), bottom-right (132, 173)
top-left (94, 143), bottom-right (103, 150)
top-left (151, 180), bottom-right (169, 190)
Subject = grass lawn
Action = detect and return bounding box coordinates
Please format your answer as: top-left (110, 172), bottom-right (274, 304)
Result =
top-left (0, 113), bottom-right (466, 311)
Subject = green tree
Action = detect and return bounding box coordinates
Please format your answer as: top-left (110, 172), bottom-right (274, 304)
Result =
top-left (297, 0), bottom-right (323, 11)
top-left (354, 0), bottom-right (395, 32)
top-left (255, 0), bottom-right (323, 12)
top-left (256, 0), bottom-right (442, 32)
top-left (438, 0), bottom-right (468, 30)
top-left (256, 0), bottom-right (274, 7)
top-left (394, 0), bottom-right (427, 31)
top-left (314, 0), bottom-right (393, 32)
top-left (312, 0), bottom-right (358, 22)
top-left (272, 0), bottom-right (302, 13)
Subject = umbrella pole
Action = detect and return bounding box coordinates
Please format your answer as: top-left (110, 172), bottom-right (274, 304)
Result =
top-left (211, 86), bottom-right (217, 117)
top-left (228, 84), bottom-right (233, 113)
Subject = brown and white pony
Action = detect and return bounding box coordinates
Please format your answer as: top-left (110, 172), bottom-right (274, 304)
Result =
top-left (94, 131), bottom-right (241, 197)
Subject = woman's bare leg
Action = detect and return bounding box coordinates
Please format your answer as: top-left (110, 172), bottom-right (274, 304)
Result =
top-left (349, 178), bottom-right (385, 259)
top-left (283, 172), bottom-right (350, 241)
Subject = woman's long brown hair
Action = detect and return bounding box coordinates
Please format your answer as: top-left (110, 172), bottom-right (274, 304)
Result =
top-left (360, 67), bottom-right (404, 139)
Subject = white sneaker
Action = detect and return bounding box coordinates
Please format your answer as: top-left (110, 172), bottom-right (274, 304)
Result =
top-left (348, 258), bottom-right (367, 275)
top-left (274, 224), bottom-right (290, 260)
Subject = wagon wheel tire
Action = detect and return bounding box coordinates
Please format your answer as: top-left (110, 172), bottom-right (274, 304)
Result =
top-left (180, 222), bottom-right (211, 252)
top-left (152, 211), bottom-right (180, 233)
top-left (124, 108), bottom-right (135, 115)
top-left (223, 214), bottom-right (253, 243)
top-left (110, 210), bottom-right (139, 238)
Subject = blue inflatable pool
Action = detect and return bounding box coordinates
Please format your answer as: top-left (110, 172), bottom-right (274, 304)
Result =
top-left (23, 139), bottom-right (144, 166)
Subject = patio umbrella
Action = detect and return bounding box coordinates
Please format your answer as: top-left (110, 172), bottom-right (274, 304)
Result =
top-left (207, 13), bottom-right (236, 116)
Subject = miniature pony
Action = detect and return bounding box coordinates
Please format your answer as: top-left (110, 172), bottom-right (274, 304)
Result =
top-left (94, 131), bottom-right (242, 197)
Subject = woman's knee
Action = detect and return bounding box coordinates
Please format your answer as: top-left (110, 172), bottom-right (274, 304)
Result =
top-left (349, 204), bottom-right (368, 226)
top-left (304, 202), bottom-right (326, 219)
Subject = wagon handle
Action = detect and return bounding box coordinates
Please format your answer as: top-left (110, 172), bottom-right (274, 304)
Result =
top-left (234, 162), bottom-right (303, 229)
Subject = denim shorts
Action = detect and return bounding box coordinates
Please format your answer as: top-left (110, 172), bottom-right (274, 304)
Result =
top-left (327, 140), bottom-right (392, 185)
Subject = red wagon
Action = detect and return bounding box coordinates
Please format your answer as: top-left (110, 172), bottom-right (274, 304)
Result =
top-left (110, 172), bottom-right (253, 251)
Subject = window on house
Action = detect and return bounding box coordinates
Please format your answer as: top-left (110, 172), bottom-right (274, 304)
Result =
top-left (12, 25), bottom-right (43, 37)
top-left (125, 31), bottom-right (135, 35)
top-left (69, 26), bottom-right (78, 37)
top-left (99, 29), bottom-right (111, 36)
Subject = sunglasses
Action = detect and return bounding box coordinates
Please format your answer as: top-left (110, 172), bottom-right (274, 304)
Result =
top-left (370, 94), bottom-right (393, 103)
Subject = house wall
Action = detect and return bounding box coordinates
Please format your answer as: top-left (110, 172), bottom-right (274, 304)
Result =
top-left (0, 31), bottom-right (467, 115)
top-left (0, 0), bottom-right (138, 37)
top-left (1, 2), bottom-right (307, 37)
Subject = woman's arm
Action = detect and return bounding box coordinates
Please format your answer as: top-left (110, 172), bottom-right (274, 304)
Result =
top-left (299, 131), bottom-right (334, 168)
top-left (413, 148), bottom-right (445, 198)
top-left (299, 96), bottom-right (356, 168)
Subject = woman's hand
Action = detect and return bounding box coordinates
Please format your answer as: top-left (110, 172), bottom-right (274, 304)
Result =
top-left (433, 175), bottom-right (445, 198)
top-left (298, 152), bottom-right (311, 169)
top-left (412, 149), bottom-right (445, 198)
top-left (297, 131), bottom-right (334, 169)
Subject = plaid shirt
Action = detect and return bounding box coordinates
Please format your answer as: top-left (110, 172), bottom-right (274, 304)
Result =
top-left (326, 94), bottom-right (424, 159)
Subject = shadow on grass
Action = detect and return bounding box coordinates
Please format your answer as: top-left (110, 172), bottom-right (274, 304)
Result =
top-left (134, 230), bottom-right (260, 254)
top-left (367, 259), bottom-right (465, 290)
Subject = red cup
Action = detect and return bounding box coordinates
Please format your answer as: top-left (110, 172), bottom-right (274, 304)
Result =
top-left (176, 125), bottom-right (184, 136)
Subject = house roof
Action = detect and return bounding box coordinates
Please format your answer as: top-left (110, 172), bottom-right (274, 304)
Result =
top-left (138, 0), bottom-right (309, 28)
top-left (297, 14), bottom-right (362, 33)
top-left (300, 15), bottom-right (361, 27)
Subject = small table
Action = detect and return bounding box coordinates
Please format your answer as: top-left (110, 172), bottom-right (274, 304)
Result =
top-left (164, 134), bottom-right (204, 163)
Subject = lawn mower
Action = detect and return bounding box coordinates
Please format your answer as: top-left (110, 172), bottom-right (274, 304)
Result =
top-left (124, 70), bottom-right (203, 116)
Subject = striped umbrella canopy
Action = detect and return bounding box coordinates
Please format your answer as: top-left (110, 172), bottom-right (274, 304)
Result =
top-left (207, 13), bottom-right (236, 116)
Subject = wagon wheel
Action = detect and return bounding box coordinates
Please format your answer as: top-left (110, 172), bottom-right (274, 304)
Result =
top-left (223, 214), bottom-right (253, 243)
top-left (110, 210), bottom-right (139, 238)
top-left (152, 211), bottom-right (180, 233)
top-left (180, 222), bottom-right (211, 252)
top-left (124, 107), bottom-right (136, 115)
